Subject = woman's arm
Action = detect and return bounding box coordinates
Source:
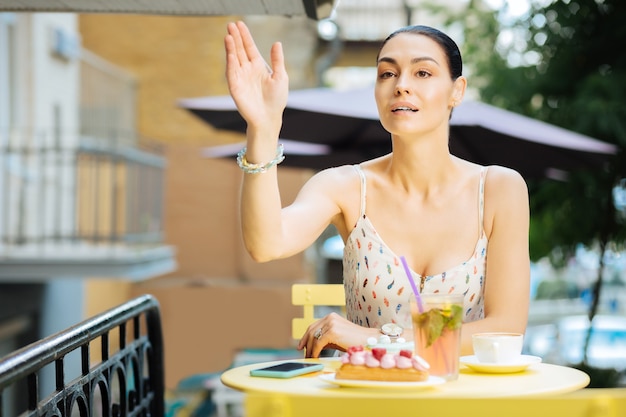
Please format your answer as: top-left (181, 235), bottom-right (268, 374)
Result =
top-left (243, 167), bottom-right (350, 261)
top-left (224, 21), bottom-right (290, 260)
top-left (225, 21), bottom-right (342, 260)
top-left (459, 166), bottom-right (531, 355)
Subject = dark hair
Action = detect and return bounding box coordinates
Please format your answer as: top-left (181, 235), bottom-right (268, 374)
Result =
top-left (377, 25), bottom-right (463, 80)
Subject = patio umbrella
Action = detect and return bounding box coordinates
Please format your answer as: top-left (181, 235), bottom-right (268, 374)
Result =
top-left (179, 86), bottom-right (617, 179)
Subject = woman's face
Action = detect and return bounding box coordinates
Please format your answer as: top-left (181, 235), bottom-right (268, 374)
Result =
top-left (374, 33), bottom-right (465, 138)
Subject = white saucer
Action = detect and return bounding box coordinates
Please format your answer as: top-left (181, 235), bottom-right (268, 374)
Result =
top-left (319, 373), bottom-right (445, 389)
top-left (460, 355), bottom-right (542, 374)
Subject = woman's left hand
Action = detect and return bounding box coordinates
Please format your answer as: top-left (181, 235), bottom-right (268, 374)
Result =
top-left (297, 312), bottom-right (381, 358)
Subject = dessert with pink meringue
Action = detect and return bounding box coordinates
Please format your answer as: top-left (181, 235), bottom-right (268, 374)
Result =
top-left (335, 345), bottom-right (430, 382)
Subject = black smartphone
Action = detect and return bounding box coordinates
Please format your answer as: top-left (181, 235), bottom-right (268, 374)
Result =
top-left (249, 362), bottom-right (325, 378)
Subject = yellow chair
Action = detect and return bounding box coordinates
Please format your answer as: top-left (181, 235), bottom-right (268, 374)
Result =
top-left (291, 283), bottom-right (345, 339)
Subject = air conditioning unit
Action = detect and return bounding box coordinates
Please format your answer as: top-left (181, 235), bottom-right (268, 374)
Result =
top-left (51, 27), bottom-right (80, 60)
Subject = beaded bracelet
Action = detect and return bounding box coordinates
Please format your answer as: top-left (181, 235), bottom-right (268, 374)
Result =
top-left (236, 143), bottom-right (285, 174)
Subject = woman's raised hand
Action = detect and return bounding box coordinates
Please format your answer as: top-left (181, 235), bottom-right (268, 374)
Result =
top-left (224, 21), bottom-right (289, 134)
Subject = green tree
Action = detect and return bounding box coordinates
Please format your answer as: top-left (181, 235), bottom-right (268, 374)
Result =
top-left (433, 0), bottom-right (626, 386)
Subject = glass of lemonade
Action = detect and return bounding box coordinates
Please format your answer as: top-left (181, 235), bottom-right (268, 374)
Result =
top-left (411, 293), bottom-right (464, 381)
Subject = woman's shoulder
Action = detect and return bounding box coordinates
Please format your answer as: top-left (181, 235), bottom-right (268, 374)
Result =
top-left (305, 164), bottom-right (364, 234)
top-left (482, 165), bottom-right (529, 213)
top-left (310, 164), bottom-right (361, 181)
top-left (304, 164), bottom-right (362, 195)
top-left (483, 165), bottom-right (528, 191)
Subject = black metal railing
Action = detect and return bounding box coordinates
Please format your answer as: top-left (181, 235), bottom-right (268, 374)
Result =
top-left (0, 294), bottom-right (165, 417)
top-left (0, 131), bottom-right (166, 252)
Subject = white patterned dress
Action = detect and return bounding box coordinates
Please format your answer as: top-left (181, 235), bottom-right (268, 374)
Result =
top-left (343, 165), bottom-right (488, 330)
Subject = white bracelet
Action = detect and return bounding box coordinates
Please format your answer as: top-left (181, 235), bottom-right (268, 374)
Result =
top-left (237, 144), bottom-right (285, 174)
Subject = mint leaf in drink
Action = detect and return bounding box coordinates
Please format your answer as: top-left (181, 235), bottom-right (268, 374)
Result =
top-left (446, 304), bottom-right (463, 330)
top-left (415, 304), bottom-right (463, 347)
top-left (426, 309), bottom-right (444, 346)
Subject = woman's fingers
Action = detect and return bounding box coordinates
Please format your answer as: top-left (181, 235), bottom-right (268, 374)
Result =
top-left (224, 23), bottom-right (241, 66)
top-left (236, 21), bottom-right (263, 64)
top-left (225, 21), bottom-right (265, 69)
top-left (225, 21), bottom-right (279, 95)
top-left (305, 330), bottom-right (325, 358)
top-left (231, 22), bottom-right (251, 66)
top-left (298, 316), bottom-right (343, 358)
top-left (269, 41), bottom-right (285, 80)
top-left (298, 322), bottom-right (324, 358)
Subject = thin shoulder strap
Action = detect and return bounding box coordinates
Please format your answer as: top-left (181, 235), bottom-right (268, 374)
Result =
top-left (353, 164), bottom-right (367, 218)
top-left (478, 166), bottom-right (488, 231)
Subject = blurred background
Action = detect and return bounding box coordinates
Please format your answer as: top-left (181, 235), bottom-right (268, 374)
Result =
top-left (0, 0), bottom-right (625, 414)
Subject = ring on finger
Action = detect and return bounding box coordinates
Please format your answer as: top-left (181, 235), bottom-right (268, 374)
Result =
top-left (314, 328), bottom-right (323, 340)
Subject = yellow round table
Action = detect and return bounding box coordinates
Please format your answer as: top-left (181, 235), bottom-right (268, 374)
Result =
top-left (221, 357), bottom-right (590, 398)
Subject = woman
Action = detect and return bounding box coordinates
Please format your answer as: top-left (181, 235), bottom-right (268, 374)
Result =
top-left (224, 21), bottom-right (530, 358)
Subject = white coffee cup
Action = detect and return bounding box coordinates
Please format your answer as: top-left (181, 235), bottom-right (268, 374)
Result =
top-left (472, 332), bottom-right (524, 364)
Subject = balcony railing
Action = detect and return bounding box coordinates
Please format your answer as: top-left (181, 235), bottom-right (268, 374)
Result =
top-left (75, 137), bottom-right (165, 246)
top-left (0, 129), bottom-right (175, 281)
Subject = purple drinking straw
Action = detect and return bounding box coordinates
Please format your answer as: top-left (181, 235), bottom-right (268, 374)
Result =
top-left (400, 255), bottom-right (423, 313)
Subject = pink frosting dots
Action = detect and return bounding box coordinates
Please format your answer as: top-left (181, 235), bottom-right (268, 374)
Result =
top-left (341, 346), bottom-right (430, 371)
